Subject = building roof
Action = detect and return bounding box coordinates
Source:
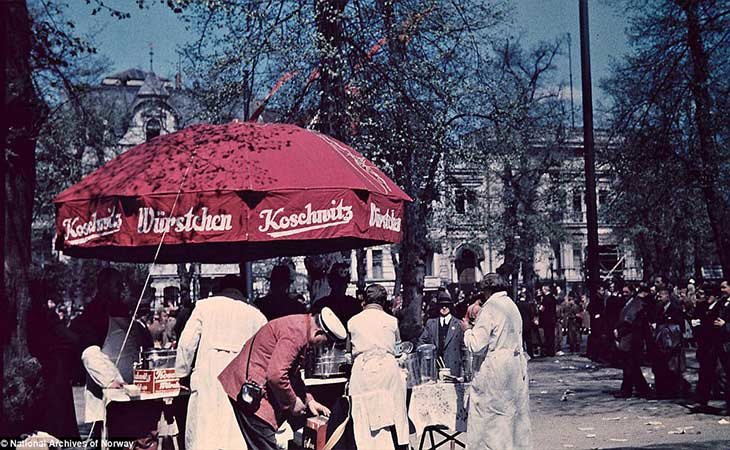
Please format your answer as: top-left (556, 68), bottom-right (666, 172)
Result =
top-left (102, 68), bottom-right (171, 87)
top-left (137, 72), bottom-right (170, 98)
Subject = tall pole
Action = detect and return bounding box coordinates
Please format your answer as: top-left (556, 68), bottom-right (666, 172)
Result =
top-left (567, 32), bottom-right (576, 129)
top-left (579, 0), bottom-right (600, 307)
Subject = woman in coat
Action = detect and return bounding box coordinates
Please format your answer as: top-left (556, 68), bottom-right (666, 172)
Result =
top-left (347, 284), bottom-right (409, 450)
top-left (463, 273), bottom-right (531, 450)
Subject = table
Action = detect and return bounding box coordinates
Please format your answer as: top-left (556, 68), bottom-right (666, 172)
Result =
top-left (102, 388), bottom-right (188, 450)
top-left (407, 382), bottom-right (469, 450)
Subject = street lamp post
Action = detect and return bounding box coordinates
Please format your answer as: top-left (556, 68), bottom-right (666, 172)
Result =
top-left (579, 0), bottom-right (601, 314)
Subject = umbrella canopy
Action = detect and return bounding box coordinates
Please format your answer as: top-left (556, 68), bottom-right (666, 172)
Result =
top-left (54, 122), bottom-right (411, 263)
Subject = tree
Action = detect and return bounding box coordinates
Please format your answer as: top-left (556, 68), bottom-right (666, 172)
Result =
top-left (455, 39), bottom-right (571, 294)
top-left (3, 0), bottom-right (49, 433)
top-left (177, 0), bottom-right (510, 339)
top-left (602, 0), bottom-right (730, 278)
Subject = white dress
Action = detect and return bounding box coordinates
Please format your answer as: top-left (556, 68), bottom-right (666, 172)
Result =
top-left (175, 290), bottom-right (267, 450)
top-left (463, 291), bottom-right (531, 450)
top-left (347, 306), bottom-right (409, 450)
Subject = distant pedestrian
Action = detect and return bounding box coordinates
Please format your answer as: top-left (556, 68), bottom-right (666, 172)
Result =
top-left (539, 285), bottom-right (557, 357)
top-left (613, 286), bottom-right (651, 398)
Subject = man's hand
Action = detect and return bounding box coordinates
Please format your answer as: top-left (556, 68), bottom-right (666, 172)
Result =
top-left (107, 380), bottom-right (123, 389)
top-left (460, 318), bottom-right (470, 331)
top-left (292, 397), bottom-right (307, 416)
top-left (714, 318), bottom-right (726, 328)
top-left (307, 398), bottom-right (331, 417)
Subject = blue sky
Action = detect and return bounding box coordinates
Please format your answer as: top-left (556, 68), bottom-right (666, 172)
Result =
top-left (67, 0), bottom-right (630, 104)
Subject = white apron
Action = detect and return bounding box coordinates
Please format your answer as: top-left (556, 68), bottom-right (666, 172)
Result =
top-left (347, 307), bottom-right (408, 450)
top-left (349, 351), bottom-right (409, 450)
top-left (464, 291), bottom-right (531, 450)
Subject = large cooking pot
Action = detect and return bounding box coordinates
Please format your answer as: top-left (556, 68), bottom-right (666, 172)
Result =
top-left (139, 348), bottom-right (176, 369)
top-left (305, 342), bottom-right (349, 378)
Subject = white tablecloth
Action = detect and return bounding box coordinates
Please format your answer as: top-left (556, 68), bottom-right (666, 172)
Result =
top-left (408, 382), bottom-right (469, 447)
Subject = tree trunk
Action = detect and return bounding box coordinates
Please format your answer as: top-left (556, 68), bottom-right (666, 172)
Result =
top-left (2, 0), bottom-right (48, 430)
top-left (390, 246), bottom-right (402, 297)
top-left (3, 0), bottom-right (46, 358)
top-left (399, 202), bottom-right (427, 342)
top-left (314, 0), bottom-right (349, 139)
top-left (679, 0), bottom-right (730, 277)
top-left (355, 248), bottom-right (367, 294)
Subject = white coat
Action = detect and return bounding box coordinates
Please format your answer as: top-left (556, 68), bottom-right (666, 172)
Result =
top-left (463, 291), bottom-right (531, 450)
top-left (175, 289), bottom-right (267, 450)
top-left (347, 305), bottom-right (409, 450)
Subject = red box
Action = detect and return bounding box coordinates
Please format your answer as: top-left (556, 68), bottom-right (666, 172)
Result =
top-left (302, 416), bottom-right (328, 450)
top-left (133, 368), bottom-right (180, 394)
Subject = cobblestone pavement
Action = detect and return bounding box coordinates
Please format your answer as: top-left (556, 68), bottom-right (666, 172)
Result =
top-left (72, 350), bottom-right (730, 449)
top-left (530, 351), bottom-right (730, 450)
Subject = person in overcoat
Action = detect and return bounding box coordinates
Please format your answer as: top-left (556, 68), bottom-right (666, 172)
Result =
top-left (176, 275), bottom-right (267, 450)
top-left (613, 286), bottom-right (651, 398)
top-left (463, 273), bottom-right (530, 450)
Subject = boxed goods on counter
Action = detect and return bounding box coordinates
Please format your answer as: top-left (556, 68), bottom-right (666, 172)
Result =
top-left (133, 348), bottom-right (179, 394)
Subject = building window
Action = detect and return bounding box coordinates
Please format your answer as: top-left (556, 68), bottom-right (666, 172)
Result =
top-left (455, 189), bottom-right (466, 214)
top-left (572, 192), bottom-right (583, 221)
top-left (371, 249), bottom-right (383, 279)
top-left (572, 247), bottom-right (582, 273)
top-left (424, 251), bottom-right (434, 277)
top-left (598, 190), bottom-right (608, 207)
top-left (146, 118), bottom-right (162, 141)
top-left (455, 188), bottom-right (477, 215)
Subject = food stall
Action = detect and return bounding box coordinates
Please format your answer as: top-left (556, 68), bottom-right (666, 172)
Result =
top-left (53, 121), bottom-right (412, 448)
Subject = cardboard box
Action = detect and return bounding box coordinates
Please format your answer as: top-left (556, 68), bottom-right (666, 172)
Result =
top-left (133, 368), bottom-right (180, 394)
top-left (302, 416), bottom-right (328, 450)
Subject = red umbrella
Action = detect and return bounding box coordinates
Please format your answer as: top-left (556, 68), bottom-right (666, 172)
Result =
top-left (54, 122), bottom-right (411, 263)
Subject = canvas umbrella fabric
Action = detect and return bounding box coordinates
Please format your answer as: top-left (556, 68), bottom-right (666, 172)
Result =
top-left (54, 122), bottom-right (411, 263)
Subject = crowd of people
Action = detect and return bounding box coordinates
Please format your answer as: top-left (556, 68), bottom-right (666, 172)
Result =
top-left (27, 263), bottom-right (533, 450)
top-left (26, 259), bottom-right (730, 449)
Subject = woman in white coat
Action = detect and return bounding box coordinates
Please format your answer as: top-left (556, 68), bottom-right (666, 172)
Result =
top-left (463, 273), bottom-right (531, 450)
top-left (176, 276), bottom-right (267, 450)
top-left (347, 284), bottom-right (409, 450)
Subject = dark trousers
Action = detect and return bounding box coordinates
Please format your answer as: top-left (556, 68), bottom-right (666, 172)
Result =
top-left (542, 324), bottom-right (556, 357)
top-left (652, 355), bottom-right (683, 398)
top-left (229, 399), bottom-right (278, 450)
top-left (697, 346), bottom-right (730, 408)
top-left (619, 349), bottom-right (650, 395)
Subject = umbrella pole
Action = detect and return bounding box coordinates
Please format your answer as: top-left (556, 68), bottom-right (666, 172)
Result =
top-left (239, 262), bottom-right (254, 302)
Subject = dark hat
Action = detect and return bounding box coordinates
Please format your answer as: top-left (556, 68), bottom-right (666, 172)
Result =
top-left (328, 262), bottom-right (351, 281)
top-left (435, 291), bottom-right (453, 306)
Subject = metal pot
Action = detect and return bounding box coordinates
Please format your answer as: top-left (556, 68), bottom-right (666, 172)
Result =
top-left (140, 348), bottom-right (176, 369)
top-left (305, 342), bottom-right (349, 378)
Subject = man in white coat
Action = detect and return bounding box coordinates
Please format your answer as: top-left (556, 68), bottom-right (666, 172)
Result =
top-left (463, 273), bottom-right (531, 450)
top-left (176, 275), bottom-right (267, 450)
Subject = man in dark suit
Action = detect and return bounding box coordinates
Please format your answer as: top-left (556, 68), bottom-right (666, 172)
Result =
top-left (539, 285), bottom-right (558, 357)
top-left (692, 280), bottom-right (730, 413)
top-left (418, 291), bottom-right (467, 377)
top-left (650, 285), bottom-right (687, 399)
top-left (613, 285), bottom-right (651, 398)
